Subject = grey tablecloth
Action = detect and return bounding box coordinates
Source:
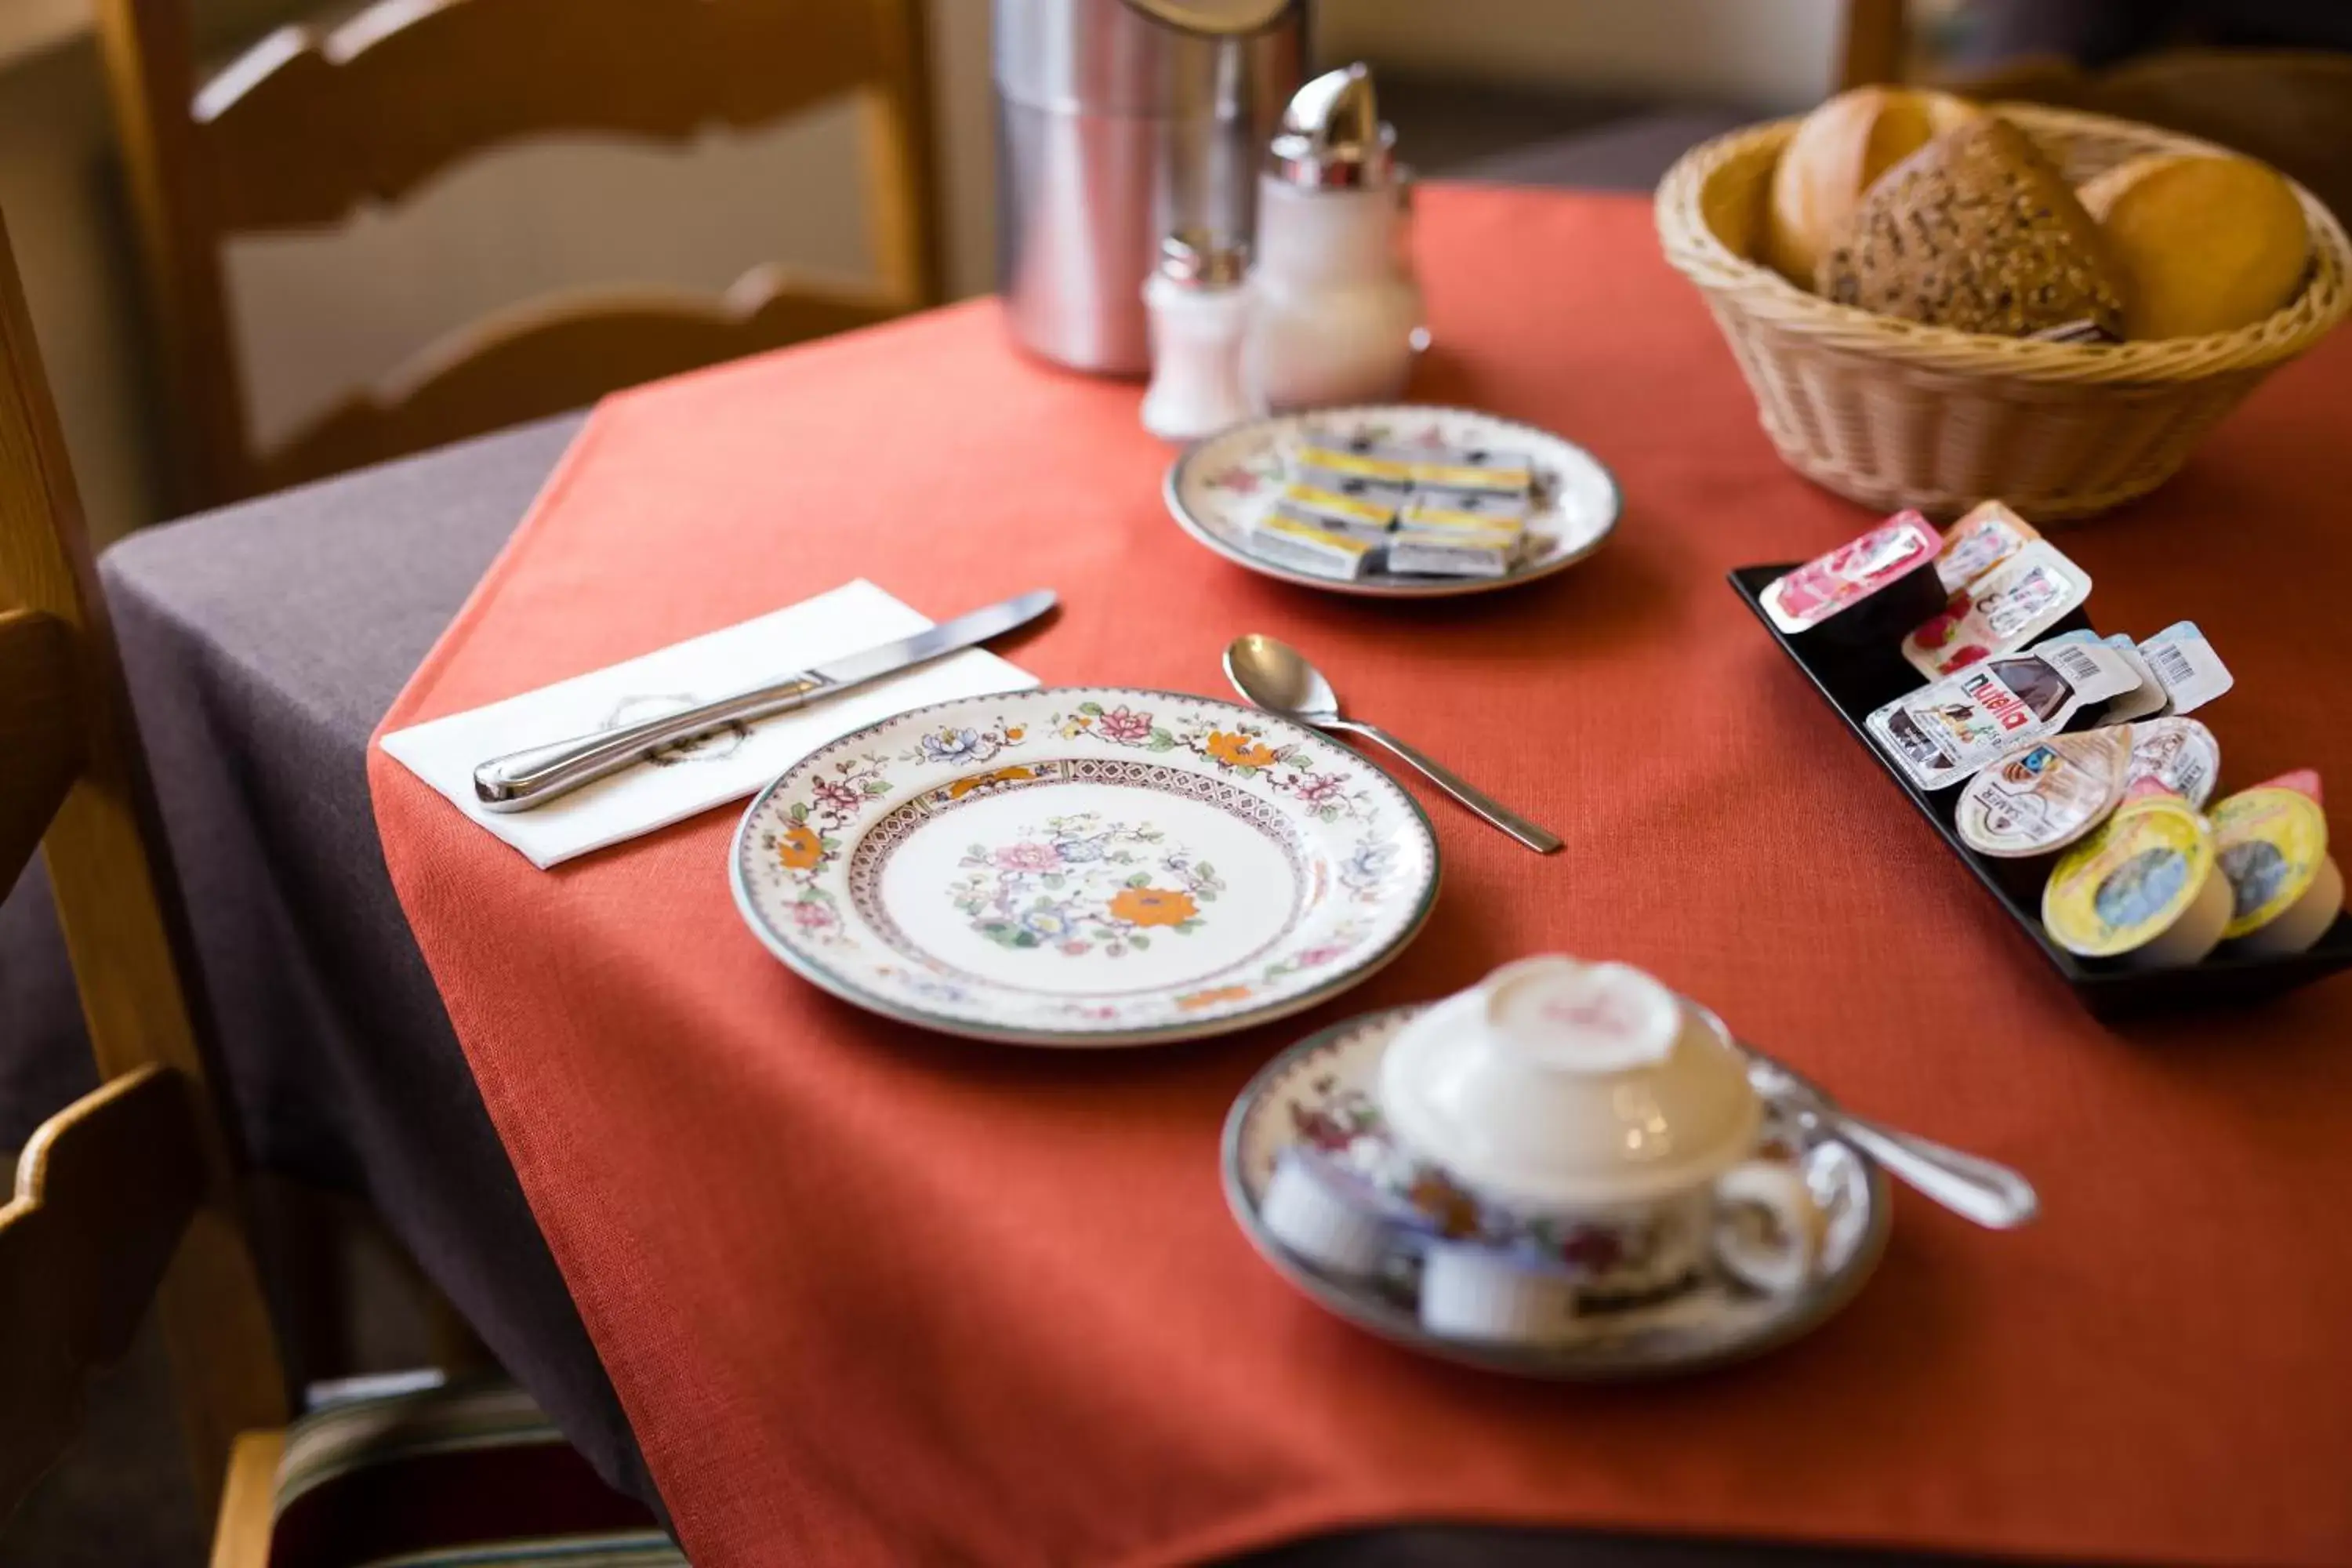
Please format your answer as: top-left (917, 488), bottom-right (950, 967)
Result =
top-left (62, 416), bottom-right (660, 1505)
top-left (1, 124), bottom-right (1972, 1562)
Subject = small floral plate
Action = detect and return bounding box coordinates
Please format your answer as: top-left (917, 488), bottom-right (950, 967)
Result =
top-left (1222, 1007), bottom-right (1891, 1377)
top-left (730, 688), bottom-right (1441, 1047)
top-left (1164, 405), bottom-right (1621, 599)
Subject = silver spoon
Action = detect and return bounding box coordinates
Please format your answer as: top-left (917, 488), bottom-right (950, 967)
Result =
top-left (1224, 633), bottom-right (1563, 854)
top-left (1742, 1050), bottom-right (2040, 1229)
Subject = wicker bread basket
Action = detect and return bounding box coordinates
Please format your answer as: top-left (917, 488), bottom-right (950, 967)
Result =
top-left (1656, 103), bottom-right (2351, 522)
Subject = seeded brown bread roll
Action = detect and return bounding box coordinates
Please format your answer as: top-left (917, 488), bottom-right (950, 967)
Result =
top-left (1764, 86), bottom-right (1982, 288)
top-left (1817, 116), bottom-right (2126, 338)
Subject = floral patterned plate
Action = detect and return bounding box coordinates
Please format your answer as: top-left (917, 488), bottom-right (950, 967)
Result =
top-left (1164, 405), bottom-right (1621, 599)
top-left (730, 688), bottom-right (1441, 1046)
top-left (1222, 1007), bottom-right (1891, 1378)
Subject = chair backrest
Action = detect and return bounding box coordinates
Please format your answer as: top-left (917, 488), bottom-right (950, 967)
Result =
top-left (0, 201), bottom-right (285, 1523)
top-left (0, 1067), bottom-right (205, 1512)
top-left (1838, 0), bottom-right (1908, 90)
top-left (96, 0), bottom-right (942, 506)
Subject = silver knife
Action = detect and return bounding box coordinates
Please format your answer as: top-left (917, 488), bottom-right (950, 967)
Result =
top-left (471, 589), bottom-right (1057, 812)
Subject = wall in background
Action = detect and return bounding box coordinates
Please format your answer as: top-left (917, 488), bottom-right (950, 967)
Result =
top-left (1321, 0), bottom-right (1841, 109)
top-left (1, 0), bottom-right (1838, 546)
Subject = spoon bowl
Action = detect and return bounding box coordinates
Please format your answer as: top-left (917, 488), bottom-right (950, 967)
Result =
top-left (1224, 633), bottom-right (1341, 723)
top-left (1222, 634), bottom-right (1562, 854)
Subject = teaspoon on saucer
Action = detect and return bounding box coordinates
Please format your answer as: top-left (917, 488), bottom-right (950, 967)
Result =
top-left (1223, 633), bottom-right (1562, 854)
top-left (1741, 1049), bottom-right (2040, 1229)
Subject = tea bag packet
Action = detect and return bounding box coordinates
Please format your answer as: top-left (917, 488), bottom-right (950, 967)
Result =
top-left (2138, 621), bottom-right (2234, 716)
top-left (2213, 770), bottom-right (2342, 956)
top-left (1902, 539), bottom-right (2092, 680)
top-left (1406, 485), bottom-right (1530, 524)
top-left (2126, 717), bottom-right (2222, 808)
top-left (1264, 480), bottom-right (1400, 545)
top-left (1260, 1078), bottom-right (1473, 1276)
top-left (1867, 635), bottom-right (2141, 792)
top-left (1284, 430), bottom-right (1538, 503)
top-left (1403, 445), bottom-right (1535, 501)
top-left (1955, 726), bottom-right (2133, 860)
top-left (1246, 513), bottom-right (1377, 579)
top-left (1933, 499), bottom-right (2042, 593)
top-left (1388, 501), bottom-right (1525, 578)
top-left (1761, 510), bottom-right (1945, 645)
top-left (1418, 1242), bottom-right (1583, 1346)
top-left (2042, 779), bottom-right (2231, 967)
top-left (1289, 441), bottom-right (1411, 503)
top-left (1283, 432), bottom-right (1417, 492)
top-left (1261, 1148), bottom-right (1417, 1279)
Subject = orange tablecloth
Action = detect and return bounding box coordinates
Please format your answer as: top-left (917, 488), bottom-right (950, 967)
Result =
top-left (368, 189), bottom-right (2352, 1567)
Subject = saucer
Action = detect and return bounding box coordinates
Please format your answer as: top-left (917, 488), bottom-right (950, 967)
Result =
top-left (1164, 405), bottom-right (1621, 600)
top-left (1221, 1007), bottom-right (1891, 1377)
top-left (731, 688), bottom-right (1440, 1047)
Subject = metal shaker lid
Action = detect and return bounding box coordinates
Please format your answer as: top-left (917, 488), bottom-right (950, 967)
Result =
top-left (1268, 63), bottom-right (1398, 188)
top-left (1157, 230), bottom-right (1250, 288)
top-left (1118, 0), bottom-right (1294, 33)
top-left (996, 0), bottom-right (1303, 117)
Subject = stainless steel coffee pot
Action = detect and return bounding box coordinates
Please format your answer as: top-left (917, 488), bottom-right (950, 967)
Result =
top-left (994, 0), bottom-right (1307, 375)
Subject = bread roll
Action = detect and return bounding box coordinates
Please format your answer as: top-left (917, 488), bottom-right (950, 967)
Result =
top-left (2078, 152), bottom-right (2311, 339)
top-left (1819, 116), bottom-right (2126, 338)
top-left (1764, 87), bottom-right (1980, 287)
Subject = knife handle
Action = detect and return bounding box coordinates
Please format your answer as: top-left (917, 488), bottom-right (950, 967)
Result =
top-left (471, 670), bottom-right (829, 812)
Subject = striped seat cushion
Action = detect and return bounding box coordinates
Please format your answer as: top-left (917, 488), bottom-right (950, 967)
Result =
top-left (270, 1381), bottom-right (681, 1568)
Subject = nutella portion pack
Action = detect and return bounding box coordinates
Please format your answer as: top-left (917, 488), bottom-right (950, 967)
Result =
top-left (1866, 635), bottom-right (2141, 792)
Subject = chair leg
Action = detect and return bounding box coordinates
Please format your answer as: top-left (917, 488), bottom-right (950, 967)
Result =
top-left (209, 1429), bottom-right (281, 1568)
top-left (155, 1209), bottom-right (290, 1525)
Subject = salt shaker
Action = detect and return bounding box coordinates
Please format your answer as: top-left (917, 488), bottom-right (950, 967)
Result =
top-left (1141, 232), bottom-right (1257, 441)
top-left (1243, 64), bottom-right (1425, 411)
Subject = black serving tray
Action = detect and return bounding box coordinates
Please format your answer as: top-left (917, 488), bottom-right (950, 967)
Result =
top-left (1730, 564), bottom-right (2352, 1017)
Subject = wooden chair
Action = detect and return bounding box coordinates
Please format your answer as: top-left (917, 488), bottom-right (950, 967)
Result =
top-left (0, 205), bottom-right (676, 1566)
top-left (1838, 0), bottom-right (1910, 89)
top-left (96, 0), bottom-right (942, 507)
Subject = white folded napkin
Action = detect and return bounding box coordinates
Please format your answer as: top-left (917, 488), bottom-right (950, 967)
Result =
top-left (379, 580), bottom-right (1039, 868)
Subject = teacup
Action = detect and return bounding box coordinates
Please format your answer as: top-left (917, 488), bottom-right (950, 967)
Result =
top-left (1377, 956), bottom-right (1825, 1344)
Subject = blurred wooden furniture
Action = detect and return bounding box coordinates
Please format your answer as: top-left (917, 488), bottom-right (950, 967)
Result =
top-left (1831, 3), bottom-right (2350, 232)
top-left (1945, 49), bottom-right (2352, 227)
top-left (1838, 0), bottom-right (1910, 89)
top-left (0, 204), bottom-right (674, 1564)
top-left (96, 0), bottom-right (941, 507)
top-left (0, 194), bottom-right (285, 1526)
